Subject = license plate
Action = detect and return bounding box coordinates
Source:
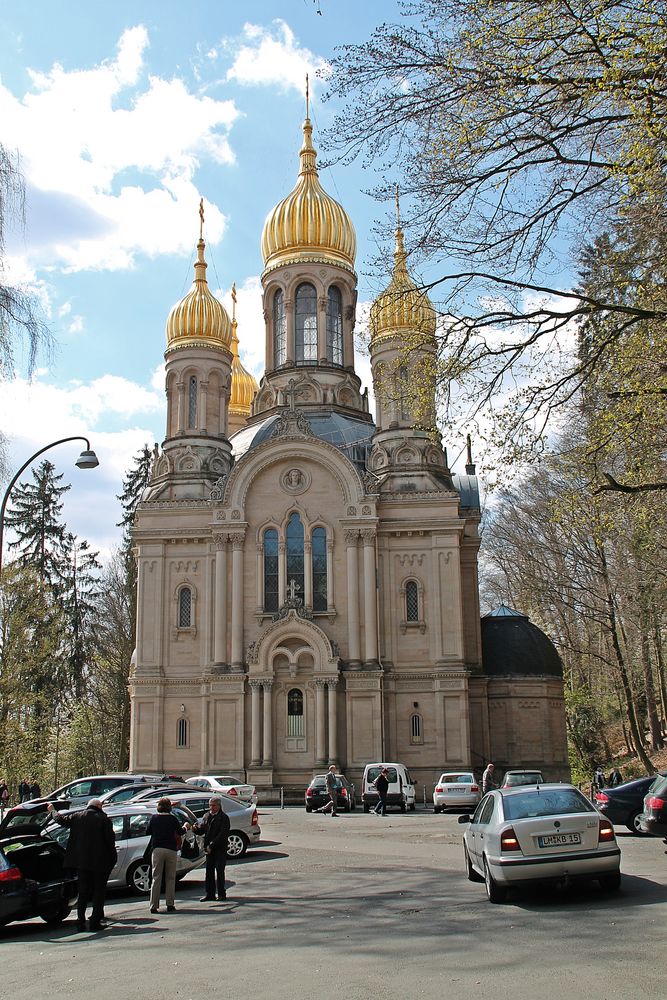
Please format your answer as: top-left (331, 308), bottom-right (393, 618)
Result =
top-left (447, 787), bottom-right (460, 793)
top-left (538, 833), bottom-right (582, 848)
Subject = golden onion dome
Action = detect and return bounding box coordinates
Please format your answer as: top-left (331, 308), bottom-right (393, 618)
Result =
top-left (369, 227), bottom-right (436, 342)
top-left (166, 235), bottom-right (232, 353)
top-left (229, 283), bottom-right (258, 415)
top-left (261, 117), bottom-right (356, 274)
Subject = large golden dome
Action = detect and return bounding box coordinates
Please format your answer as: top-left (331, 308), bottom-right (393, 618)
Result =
top-left (229, 284), bottom-right (258, 416)
top-left (166, 237), bottom-right (232, 353)
top-left (261, 118), bottom-right (356, 274)
top-left (369, 227), bottom-right (436, 342)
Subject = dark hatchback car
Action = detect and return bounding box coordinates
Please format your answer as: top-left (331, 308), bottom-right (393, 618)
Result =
top-left (305, 774), bottom-right (356, 812)
top-left (639, 774), bottom-right (667, 838)
top-left (0, 803), bottom-right (77, 928)
top-left (594, 772), bottom-right (667, 833)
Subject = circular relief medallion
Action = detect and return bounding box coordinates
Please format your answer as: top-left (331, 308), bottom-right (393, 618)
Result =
top-left (281, 467), bottom-right (310, 495)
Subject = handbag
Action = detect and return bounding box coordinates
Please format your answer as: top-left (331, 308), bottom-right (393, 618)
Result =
top-left (180, 835), bottom-right (199, 860)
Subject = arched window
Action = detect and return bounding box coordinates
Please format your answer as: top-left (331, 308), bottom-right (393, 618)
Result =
top-left (188, 376), bottom-right (197, 428)
top-left (311, 527), bottom-right (327, 612)
top-left (263, 529), bottom-right (279, 612)
top-left (405, 580), bottom-right (419, 622)
top-left (326, 286), bottom-right (343, 365)
top-left (295, 283), bottom-right (317, 364)
top-left (287, 688), bottom-right (304, 737)
top-left (273, 289), bottom-right (286, 367)
top-left (178, 587), bottom-right (192, 628)
top-left (177, 717), bottom-right (188, 748)
top-left (410, 713), bottom-right (423, 745)
top-left (286, 512), bottom-right (304, 600)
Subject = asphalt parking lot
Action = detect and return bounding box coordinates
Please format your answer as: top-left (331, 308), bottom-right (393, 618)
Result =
top-left (1, 805), bottom-right (666, 1000)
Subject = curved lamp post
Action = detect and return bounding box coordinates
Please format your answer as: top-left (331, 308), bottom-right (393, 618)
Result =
top-left (0, 436), bottom-right (99, 576)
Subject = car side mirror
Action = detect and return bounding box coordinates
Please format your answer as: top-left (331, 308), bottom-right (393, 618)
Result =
top-left (458, 814), bottom-right (471, 824)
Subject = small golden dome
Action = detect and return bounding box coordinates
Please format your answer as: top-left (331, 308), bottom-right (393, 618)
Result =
top-left (261, 118), bottom-right (356, 274)
top-left (369, 227), bottom-right (436, 342)
top-left (229, 284), bottom-right (258, 415)
top-left (166, 236), bottom-right (232, 353)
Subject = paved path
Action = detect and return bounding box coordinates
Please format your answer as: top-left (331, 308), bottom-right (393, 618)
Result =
top-left (1, 807), bottom-right (665, 1000)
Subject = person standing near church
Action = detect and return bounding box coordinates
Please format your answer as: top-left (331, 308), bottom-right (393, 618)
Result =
top-left (191, 796), bottom-right (230, 901)
top-left (482, 762), bottom-right (496, 794)
top-left (147, 797), bottom-right (186, 914)
top-left (318, 764), bottom-right (340, 816)
top-left (47, 799), bottom-right (117, 931)
top-left (373, 768), bottom-right (389, 816)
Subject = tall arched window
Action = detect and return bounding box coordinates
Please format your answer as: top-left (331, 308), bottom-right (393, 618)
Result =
top-left (177, 717), bottom-right (189, 748)
top-left (273, 289), bottom-right (286, 367)
top-left (410, 713), bottom-right (424, 744)
top-left (287, 688), bottom-right (304, 737)
top-left (295, 283), bottom-right (317, 364)
top-left (312, 527), bottom-right (327, 612)
top-left (178, 587), bottom-right (192, 628)
top-left (264, 529), bottom-right (279, 612)
top-left (188, 376), bottom-right (197, 428)
top-left (286, 513), bottom-right (305, 600)
top-left (405, 580), bottom-right (419, 622)
top-left (326, 286), bottom-right (343, 365)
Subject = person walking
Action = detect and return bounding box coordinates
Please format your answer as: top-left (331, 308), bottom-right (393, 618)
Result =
top-left (47, 799), bottom-right (117, 931)
top-left (482, 762), bottom-right (496, 794)
top-left (318, 765), bottom-right (340, 816)
top-left (147, 797), bottom-right (185, 914)
top-left (18, 779), bottom-right (30, 802)
top-left (29, 779), bottom-right (41, 800)
top-left (609, 767), bottom-right (623, 787)
top-left (191, 796), bottom-right (230, 902)
top-left (0, 780), bottom-right (9, 810)
top-left (593, 766), bottom-right (607, 792)
top-left (373, 767), bottom-right (390, 816)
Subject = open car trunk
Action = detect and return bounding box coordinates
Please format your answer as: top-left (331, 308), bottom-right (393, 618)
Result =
top-left (0, 833), bottom-right (77, 925)
top-left (2, 835), bottom-right (69, 883)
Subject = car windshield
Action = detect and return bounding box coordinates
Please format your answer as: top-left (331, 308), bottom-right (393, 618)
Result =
top-left (503, 787), bottom-right (594, 820)
top-left (505, 773), bottom-right (543, 785)
top-left (647, 775), bottom-right (667, 796)
top-left (367, 767), bottom-right (398, 783)
top-left (212, 776), bottom-right (242, 784)
top-left (441, 774), bottom-right (474, 783)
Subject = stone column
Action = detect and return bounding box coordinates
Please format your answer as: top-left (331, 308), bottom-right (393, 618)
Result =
top-left (213, 533), bottom-right (227, 665)
top-left (278, 539), bottom-right (286, 607)
top-left (250, 679), bottom-right (262, 765)
top-left (198, 379), bottom-right (209, 431)
top-left (345, 530), bottom-right (361, 666)
top-left (176, 380), bottom-right (185, 433)
top-left (262, 680), bottom-right (273, 765)
top-left (255, 542), bottom-right (264, 614)
top-left (304, 537), bottom-right (312, 608)
top-left (230, 532), bottom-right (245, 670)
top-left (315, 679), bottom-right (327, 765)
top-left (327, 678), bottom-right (338, 763)
top-left (362, 529), bottom-right (378, 666)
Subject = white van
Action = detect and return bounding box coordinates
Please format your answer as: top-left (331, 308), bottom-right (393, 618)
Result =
top-left (362, 762), bottom-right (416, 813)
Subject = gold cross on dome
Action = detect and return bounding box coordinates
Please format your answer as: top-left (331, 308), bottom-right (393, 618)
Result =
top-left (199, 198), bottom-right (205, 240)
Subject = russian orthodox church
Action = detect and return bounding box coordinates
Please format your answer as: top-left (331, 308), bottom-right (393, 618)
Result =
top-left (128, 111), bottom-right (569, 791)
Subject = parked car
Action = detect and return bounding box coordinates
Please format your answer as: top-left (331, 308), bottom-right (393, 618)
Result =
top-left (501, 770), bottom-right (545, 788)
top-left (98, 782), bottom-right (192, 806)
top-left (31, 773), bottom-right (164, 809)
top-left (185, 775), bottom-right (257, 803)
top-left (0, 804), bottom-right (77, 927)
top-left (45, 803), bottom-right (205, 895)
top-left (362, 763), bottom-right (416, 813)
top-left (639, 774), bottom-right (667, 838)
top-left (594, 772), bottom-right (667, 833)
top-left (433, 772), bottom-right (480, 813)
top-left (459, 784), bottom-right (621, 903)
top-left (305, 774), bottom-right (356, 812)
top-left (133, 790), bottom-right (261, 857)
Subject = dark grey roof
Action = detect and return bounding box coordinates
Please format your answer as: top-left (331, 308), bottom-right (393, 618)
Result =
top-left (481, 606), bottom-right (563, 678)
top-left (230, 411), bottom-right (375, 471)
top-left (452, 473), bottom-right (480, 510)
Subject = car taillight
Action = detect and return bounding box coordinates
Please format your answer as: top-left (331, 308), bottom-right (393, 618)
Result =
top-left (228, 788), bottom-right (238, 796)
top-left (340, 788), bottom-right (348, 797)
top-left (0, 866), bottom-right (22, 882)
top-left (646, 796), bottom-right (665, 810)
top-left (470, 785), bottom-right (479, 792)
top-left (435, 786), bottom-right (443, 793)
top-left (598, 819), bottom-right (615, 842)
top-left (251, 809), bottom-right (258, 826)
top-left (595, 792), bottom-right (609, 803)
top-left (500, 827), bottom-right (520, 851)
top-left (306, 788), bottom-right (313, 797)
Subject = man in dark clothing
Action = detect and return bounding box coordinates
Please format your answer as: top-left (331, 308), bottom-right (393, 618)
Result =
top-left (29, 780), bottom-right (41, 799)
top-left (18, 779), bottom-right (30, 802)
top-left (47, 799), bottom-right (117, 931)
top-left (192, 796), bottom-right (230, 902)
top-left (318, 765), bottom-right (339, 816)
top-left (373, 768), bottom-right (389, 816)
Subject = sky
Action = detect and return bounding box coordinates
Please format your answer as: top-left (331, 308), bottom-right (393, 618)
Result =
top-left (1, 0), bottom-right (502, 565)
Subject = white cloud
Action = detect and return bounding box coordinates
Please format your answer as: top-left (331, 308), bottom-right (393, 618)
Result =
top-left (68, 315), bottom-right (84, 334)
top-left (226, 20), bottom-right (329, 94)
top-left (1, 26), bottom-right (238, 274)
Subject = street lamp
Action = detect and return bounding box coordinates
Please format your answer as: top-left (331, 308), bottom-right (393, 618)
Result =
top-left (0, 436), bottom-right (99, 576)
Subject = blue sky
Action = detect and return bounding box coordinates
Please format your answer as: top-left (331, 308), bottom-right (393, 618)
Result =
top-left (1, 1), bottom-right (419, 559)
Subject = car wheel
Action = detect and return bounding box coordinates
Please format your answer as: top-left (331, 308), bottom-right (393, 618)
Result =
top-left (40, 905), bottom-right (71, 925)
top-left (350, 798), bottom-right (356, 812)
top-left (628, 810), bottom-right (647, 835)
top-left (409, 802), bottom-right (416, 812)
top-left (599, 872), bottom-right (621, 892)
top-left (345, 799), bottom-right (352, 813)
top-left (363, 803), bottom-right (370, 813)
top-left (305, 805), bottom-right (312, 813)
top-left (226, 832), bottom-right (248, 858)
top-left (400, 800), bottom-right (407, 813)
top-left (465, 845), bottom-right (484, 883)
top-left (127, 859), bottom-right (152, 895)
top-left (483, 857), bottom-right (507, 903)
top-left (433, 805), bottom-right (441, 814)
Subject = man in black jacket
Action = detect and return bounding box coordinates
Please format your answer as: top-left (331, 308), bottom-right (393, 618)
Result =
top-left (48, 799), bottom-right (117, 931)
top-left (192, 796), bottom-right (230, 902)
